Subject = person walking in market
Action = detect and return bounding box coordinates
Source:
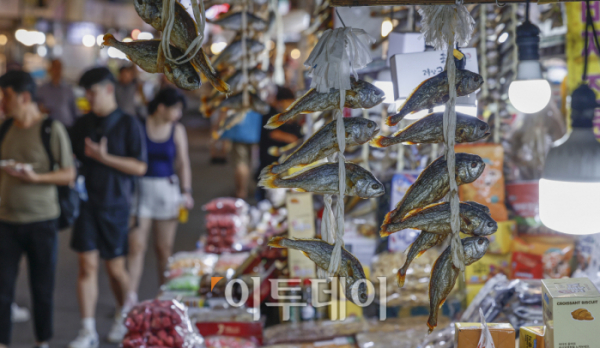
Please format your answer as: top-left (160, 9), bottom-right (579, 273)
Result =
top-left (128, 88), bottom-right (194, 303)
top-left (0, 70), bottom-right (76, 348)
top-left (68, 67), bottom-right (147, 348)
top-left (37, 59), bottom-right (80, 128)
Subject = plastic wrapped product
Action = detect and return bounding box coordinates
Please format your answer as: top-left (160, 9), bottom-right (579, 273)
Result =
top-left (203, 198), bottom-right (249, 215)
top-left (123, 299), bottom-right (205, 348)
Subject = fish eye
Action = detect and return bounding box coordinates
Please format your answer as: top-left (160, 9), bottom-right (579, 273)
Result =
top-left (478, 238), bottom-right (485, 245)
top-left (474, 76), bottom-right (480, 82)
top-left (471, 162), bottom-right (478, 168)
top-left (360, 293), bottom-right (368, 300)
top-left (187, 76), bottom-right (195, 83)
top-left (480, 124), bottom-right (487, 130)
top-left (487, 222), bottom-right (495, 227)
top-left (371, 184), bottom-right (380, 190)
top-left (367, 123), bottom-right (373, 128)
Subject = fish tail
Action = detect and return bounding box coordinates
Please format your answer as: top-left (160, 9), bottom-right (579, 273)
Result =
top-left (267, 236), bottom-right (288, 248)
top-left (370, 135), bottom-right (392, 148)
top-left (427, 316), bottom-right (436, 334)
top-left (258, 171), bottom-right (282, 189)
top-left (396, 267), bottom-right (407, 288)
top-left (382, 210), bottom-right (396, 225)
top-left (259, 163), bottom-right (279, 178)
top-left (102, 33), bottom-right (117, 47)
top-left (265, 113), bottom-right (287, 129)
top-left (208, 74), bottom-right (231, 94)
top-left (386, 112), bottom-right (406, 126)
top-left (380, 223), bottom-right (397, 237)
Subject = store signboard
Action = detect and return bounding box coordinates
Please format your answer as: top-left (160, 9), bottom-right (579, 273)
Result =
top-left (285, 193), bottom-right (316, 279)
top-left (390, 48), bottom-right (479, 109)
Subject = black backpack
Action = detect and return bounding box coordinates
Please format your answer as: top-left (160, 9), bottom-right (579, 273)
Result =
top-left (0, 118), bottom-right (80, 229)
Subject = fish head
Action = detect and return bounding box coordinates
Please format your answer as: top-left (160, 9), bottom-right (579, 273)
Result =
top-left (350, 118), bottom-right (380, 144)
top-left (352, 79), bottom-right (385, 108)
top-left (455, 153), bottom-right (485, 184)
top-left (353, 167), bottom-right (385, 198)
top-left (466, 206), bottom-right (498, 236)
top-left (250, 40), bottom-right (266, 53)
top-left (457, 114), bottom-right (491, 142)
top-left (471, 117), bottom-right (491, 140)
top-left (347, 277), bottom-right (369, 304)
top-left (461, 70), bottom-right (484, 93)
top-left (166, 65), bottom-right (201, 90)
top-left (463, 236), bottom-right (490, 264)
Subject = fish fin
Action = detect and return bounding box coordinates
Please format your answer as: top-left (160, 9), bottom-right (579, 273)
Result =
top-left (267, 236), bottom-right (286, 248)
top-left (294, 188), bottom-right (307, 193)
top-left (102, 34), bottom-right (117, 48)
top-left (265, 113), bottom-right (286, 129)
top-left (206, 66), bottom-right (231, 94)
top-left (258, 171), bottom-right (280, 189)
top-left (369, 135), bottom-right (391, 148)
top-left (211, 130), bottom-right (222, 140)
top-left (346, 90), bottom-right (357, 97)
top-left (416, 250), bottom-right (427, 258)
top-left (404, 141), bottom-right (417, 145)
top-left (439, 297), bottom-right (447, 307)
top-left (397, 78), bottom-right (429, 114)
top-left (401, 202), bottom-right (446, 222)
top-left (301, 251), bottom-right (310, 258)
top-left (164, 64), bottom-right (173, 74)
top-left (259, 164), bottom-right (278, 178)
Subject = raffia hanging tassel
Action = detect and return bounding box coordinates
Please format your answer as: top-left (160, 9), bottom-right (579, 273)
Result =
top-left (304, 24), bottom-right (374, 278)
top-left (418, 4), bottom-right (475, 272)
top-left (160, 0), bottom-right (207, 64)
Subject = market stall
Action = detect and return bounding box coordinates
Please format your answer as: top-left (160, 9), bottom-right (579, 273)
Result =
top-left (94, 0), bottom-right (600, 347)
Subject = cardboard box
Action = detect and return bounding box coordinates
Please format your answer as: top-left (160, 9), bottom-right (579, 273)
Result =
top-left (520, 326), bottom-right (545, 348)
top-left (455, 322), bottom-right (515, 348)
top-left (542, 278), bottom-right (600, 348)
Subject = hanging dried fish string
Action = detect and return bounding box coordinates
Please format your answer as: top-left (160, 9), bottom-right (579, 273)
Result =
top-left (418, 3), bottom-right (475, 271)
top-left (160, 0), bottom-right (206, 64)
top-left (304, 14), bottom-right (374, 278)
top-left (273, 0), bottom-right (285, 85)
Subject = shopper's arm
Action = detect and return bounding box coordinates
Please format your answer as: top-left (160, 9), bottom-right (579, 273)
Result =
top-left (269, 129), bottom-right (299, 144)
top-left (174, 123), bottom-right (194, 209)
top-left (3, 166), bottom-right (75, 185)
top-left (85, 137), bottom-right (147, 176)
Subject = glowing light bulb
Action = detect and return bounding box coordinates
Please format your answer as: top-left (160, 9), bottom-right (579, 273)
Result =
top-left (0, 34), bottom-right (7, 46)
top-left (381, 19), bottom-right (393, 38)
top-left (290, 48), bottom-right (301, 60)
top-left (137, 32), bottom-right (153, 40)
top-left (211, 42), bottom-right (227, 55)
top-left (82, 34), bottom-right (96, 47)
top-left (540, 179), bottom-right (600, 234)
top-left (131, 29), bottom-right (141, 40)
top-left (508, 79), bottom-right (551, 114)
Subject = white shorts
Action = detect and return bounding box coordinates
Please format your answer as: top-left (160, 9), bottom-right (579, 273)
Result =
top-left (131, 176), bottom-right (182, 220)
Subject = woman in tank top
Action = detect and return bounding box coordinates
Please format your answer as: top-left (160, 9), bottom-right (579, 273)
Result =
top-left (128, 88), bottom-right (193, 302)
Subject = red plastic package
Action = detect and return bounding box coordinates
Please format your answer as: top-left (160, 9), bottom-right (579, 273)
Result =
top-left (123, 299), bottom-right (205, 348)
top-left (202, 198), bottom-right (248, 215)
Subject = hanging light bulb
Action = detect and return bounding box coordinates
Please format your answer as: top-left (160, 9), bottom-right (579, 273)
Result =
top-left (539, 84), bottom-right (600, 234)
top-left (508, 2), bottom-right (551, 114)
top-left (381, 19), bottom-right (393, 38)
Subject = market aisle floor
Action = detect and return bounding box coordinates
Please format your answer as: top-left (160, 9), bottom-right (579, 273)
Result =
top-left (11, 125), bottom-right (236, 348)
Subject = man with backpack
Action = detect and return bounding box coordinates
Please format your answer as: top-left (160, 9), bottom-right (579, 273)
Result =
top-left (0, 71), bottom-right (76, 348)
top-left (68, 67), bottom-right (147, 347)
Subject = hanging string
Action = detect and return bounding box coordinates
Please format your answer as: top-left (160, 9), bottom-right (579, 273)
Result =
top-left (160, 0), bottom-right (206, 65)
top-left (241, 2), bottom-right (249, 108)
